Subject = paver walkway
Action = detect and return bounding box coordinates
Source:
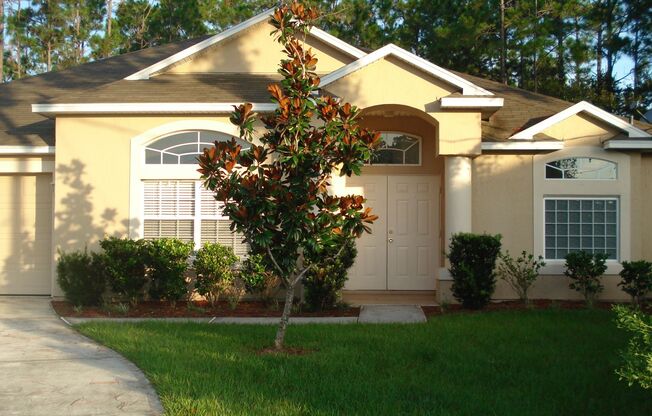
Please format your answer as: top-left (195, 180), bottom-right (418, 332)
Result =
top-left (358, 304), bottom-right (427, 323)
top-left (0, 296), bottom-right (162, 416)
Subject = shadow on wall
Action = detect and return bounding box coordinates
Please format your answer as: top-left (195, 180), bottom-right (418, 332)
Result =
top-left (54, 159), bottom-right (136, 253)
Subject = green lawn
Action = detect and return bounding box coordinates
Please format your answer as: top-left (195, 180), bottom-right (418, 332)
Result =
top-left (77, 309), bottom-right (651, 416)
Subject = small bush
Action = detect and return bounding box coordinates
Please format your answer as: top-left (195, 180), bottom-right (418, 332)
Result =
top-left (145, 238), bottom-right (194, 302)
top-left (613, 305), bottom-right (652, 390)
top-left (564, 251), bottom-right (607, 307)
top-left (241, 254), bottom-right (281, 306)
top-left (100, 237), bottom-right (148, 304)
top-left (56, 249), bottom-right (107, 306)
top-left (193, 243), bottom-right (238, 306)
top-left (619, 260), bottom-right (652, 305)
top-left (447, 233), bottom-right (502, 309)
top-left (497, 250), bottom-right (545, 304)
top-left (303, 238), bottom-right (357, 311)
top-left (224, 278), bottom-right (247, 310)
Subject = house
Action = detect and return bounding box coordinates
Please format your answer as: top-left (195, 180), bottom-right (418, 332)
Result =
top-left (1, 10), bottom-right (651, 302)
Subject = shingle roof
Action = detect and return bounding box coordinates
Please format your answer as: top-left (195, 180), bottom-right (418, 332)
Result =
top-left (0, 36), bottom-right (210, 146)
top-left (50, 73), bottom-right (279, 104)
top-left (1, 34), bottom-right (649, 147)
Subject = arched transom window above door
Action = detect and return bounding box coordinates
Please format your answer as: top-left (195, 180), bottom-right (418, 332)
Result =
top-left (545, 157), bottom-right (617, 180)
top-left (369, 132), bottom-right (421, 166)
top-left (145, 130), bottom-right (251, 165)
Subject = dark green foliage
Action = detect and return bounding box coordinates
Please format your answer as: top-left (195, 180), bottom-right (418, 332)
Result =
top-left (613, 305), bottom-right (652, 390)
top-left (193, 242), bottom-right (238, 305)
top-left (448, 233), bottom-right (502, 309)
top-left (303, 238), bottom-right (357, 311)
top-left (565, 251), bottom-right (608, 306)
top-left (145, 238), bottom-right (194, 302)
top-left (56, 248), bottom-right (106, 306)
top-left (240, 253), bottom-right (280, 305)
top-left (99, 237), bottom-right (148, 303)
top-left (619, 260), bottom-right (652, 305)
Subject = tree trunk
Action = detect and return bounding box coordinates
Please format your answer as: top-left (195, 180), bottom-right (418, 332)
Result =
top-left (0, 0), bottom-right (4, 83)
top-left (274, 279), bottom-right (296, 350)
top-left (105, 0), bottom-right (113, 57)
top-left (500, 0), bottom-right (507, 84)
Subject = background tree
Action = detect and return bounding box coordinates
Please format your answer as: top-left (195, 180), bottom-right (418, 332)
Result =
top-left (198, 1), bottom-right (380, 350)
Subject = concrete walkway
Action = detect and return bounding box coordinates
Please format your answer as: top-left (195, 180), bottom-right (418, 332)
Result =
top-left (0, 297), bottom-right (163, 416)
top-left (358, 304), bottom-right (427, 323)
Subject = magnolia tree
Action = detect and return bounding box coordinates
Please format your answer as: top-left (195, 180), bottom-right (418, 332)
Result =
top-left (198, 2), bottom-right (381, 350)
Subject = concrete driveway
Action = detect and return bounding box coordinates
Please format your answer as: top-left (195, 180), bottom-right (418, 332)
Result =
top-left (0, 297), bottom-right (162, 416)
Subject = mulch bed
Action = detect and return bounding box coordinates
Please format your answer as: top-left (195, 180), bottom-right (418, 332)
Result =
top-left (51, 300), bottom-right (360, 318)
top-left (422, 299), bottom-right (652, 318)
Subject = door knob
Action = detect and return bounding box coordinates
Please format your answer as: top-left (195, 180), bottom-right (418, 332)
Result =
top-left (388, 238), bottom-right (393, 243)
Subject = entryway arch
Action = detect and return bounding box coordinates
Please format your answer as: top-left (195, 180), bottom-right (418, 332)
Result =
top-left (338, 105), bottom-right (443, 291)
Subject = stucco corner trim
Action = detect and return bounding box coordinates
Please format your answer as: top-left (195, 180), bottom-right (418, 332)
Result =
top-left (509, 101), bottom-right (652, 140)
top-left (31, 102), bottom-right (277, 115)
top-left (603, 139), bottom-right (652, 150)
top-left (320, 44), bottom-right (493, 96)
top-left (440, 97), bottom-right (504, 108)
top-left (0, 145), bottom-right (55, 155)
top-left (481, 141), bottom-right (563, 151)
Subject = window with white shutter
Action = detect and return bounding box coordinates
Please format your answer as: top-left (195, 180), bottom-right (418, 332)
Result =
top-left (142, 180), bottom-right (248, 255)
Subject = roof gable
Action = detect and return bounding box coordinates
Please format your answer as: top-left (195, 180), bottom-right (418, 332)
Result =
top-left (510, 101), bottom-right (651, 140)
top-left (125, 10), bottom-right (366, 80)
top-left (321, 44), bottom-right (492, 96)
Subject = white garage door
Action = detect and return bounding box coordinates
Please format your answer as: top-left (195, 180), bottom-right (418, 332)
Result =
top-left (0, 174), bottom-right (52, 295)
top-left (343, 175), bottom-right (438, 290)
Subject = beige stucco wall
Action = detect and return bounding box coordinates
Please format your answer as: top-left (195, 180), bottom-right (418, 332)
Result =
top-left (472, 154), bottom-right (534, 254)
top-left (542, 113), bottom-right (621, 142)
top-left (642, 154), bottom-right (652, 261)
top-left (166, 21), bottom-right (353, 75)
top-left (323, 57), bottom-right (482, 156)
top-left (439, 110), bottom-right (647, 303)
top-left (0, 173), bottom-right (52, 295)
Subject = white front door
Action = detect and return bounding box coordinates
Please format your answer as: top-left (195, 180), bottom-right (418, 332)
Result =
top-left (343, 175), bottom-right (388, 290)
top-left (387, 176), bottom-right (438, 290)
top-left (342, 175), bottom-right (438, 290)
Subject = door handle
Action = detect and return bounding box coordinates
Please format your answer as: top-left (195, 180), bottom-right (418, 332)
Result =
top-left (388, 238), bottom-right (393, 243)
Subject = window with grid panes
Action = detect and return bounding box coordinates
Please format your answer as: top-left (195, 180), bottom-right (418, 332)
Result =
top-left (544, 198), bottom-right (618, 260)
top-left (143, 180), bottom-right (248, 256)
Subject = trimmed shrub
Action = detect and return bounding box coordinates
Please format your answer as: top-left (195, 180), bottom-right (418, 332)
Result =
top-left (241, 254), bottom-right (281, 306)
top-left (303, 238), bottom-right (357, 311)
top-left (145, 238), bottom-right (194, 302)
top-left (448, 233), bottom-right (502, 309)
top-left (56, 249), bottom-right (107, 306)
top-left (496, 250), bottom-right (545, 304)
top-left (224, 278), bottom-right (247, 310)
top-left (99, 237), bottom-right (148, 304)
top-left (193, 242), bottom-right (238, 305)
top-left (619, 260), bottom-right (652, 305)
top-left (564, 251), bottom-right (607, 307)
top-left (614, 305), bottom-right (652, 390)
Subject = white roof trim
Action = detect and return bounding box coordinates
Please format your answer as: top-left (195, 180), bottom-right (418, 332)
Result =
top-left (481, 141), bottom-right (563, 151)
top-left (320, 44), bottom-right (493, 96)
top-left (125, 10), bottom-right (366, 81)
top-left (603, 139), bottom-right (652, 150)
top-left (32, 103), bottom-right (277, 115)
top-left (510, 101), bottom-right (652, 140)
top-left (440, 97), bottom-right (504, 108)
top-left (0, 145), bottom-right (55, 155)
top-left (309, 27), bottom-right (366, 59)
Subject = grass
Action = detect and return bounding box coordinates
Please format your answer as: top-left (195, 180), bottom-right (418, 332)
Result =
top-left (77, 309), bottom-right (652, 416)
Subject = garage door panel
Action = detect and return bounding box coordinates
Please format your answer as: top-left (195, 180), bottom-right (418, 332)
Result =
top-left (0, 174), bottom-right (53, 295)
